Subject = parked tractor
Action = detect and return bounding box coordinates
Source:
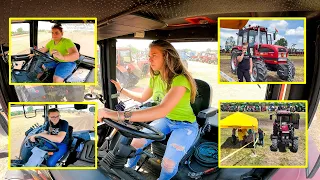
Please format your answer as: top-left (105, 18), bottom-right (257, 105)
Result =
top-left (230, 25), bottom-right (295, 82)
top-left (269, 110), bottom-right (300, 153)
top-left (116, 48), bottom-right (140, 88)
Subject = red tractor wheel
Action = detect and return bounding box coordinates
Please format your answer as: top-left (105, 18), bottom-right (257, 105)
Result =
top-left (251, 60), bottom-right (267, 82)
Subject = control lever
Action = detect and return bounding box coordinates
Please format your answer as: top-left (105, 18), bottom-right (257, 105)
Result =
top-left (136, 151), bottom-right (157, 172)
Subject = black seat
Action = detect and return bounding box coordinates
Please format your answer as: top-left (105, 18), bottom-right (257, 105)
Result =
top-left (191, 79), bottom-right (212, 127)
top-left (150, 79), bottom-right (217, 158)
top-left (57, 126), bottom-right (74, 165)
top-left (69, 140), bottom-right (95, 167)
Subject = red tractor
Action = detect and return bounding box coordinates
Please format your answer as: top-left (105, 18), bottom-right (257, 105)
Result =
top-left (269, 110), bottom-right (300, 152)
top-left (116, 48), bottom-right (140, 88)
top-left (199, 52), bottom-right (218, 64)
top-left (230, 25), bottom-right (295, 82)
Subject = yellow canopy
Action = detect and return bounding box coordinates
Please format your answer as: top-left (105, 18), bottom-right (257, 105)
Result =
top-left (220, 112), bottom-right (258, 130)
top-left (220, 20), bottom-right (249, 29)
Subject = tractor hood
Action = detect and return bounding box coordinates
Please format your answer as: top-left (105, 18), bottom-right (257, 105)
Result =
top-left (220, 20), bottom-right (249, 29)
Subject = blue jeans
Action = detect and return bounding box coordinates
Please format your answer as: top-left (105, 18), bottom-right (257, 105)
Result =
top-left (44, 142), bottom-right (68, 167)
top-left (127, 117), bottom-right (199, 180)
top-left (259, 138), bottom-right (264, 146)
top-left (43, 61), bottom-right (76, 79)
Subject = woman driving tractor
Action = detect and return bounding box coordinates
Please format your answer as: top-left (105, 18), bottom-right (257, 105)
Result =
top-left (28, 23), bottom-right (80, 83)
top-left (98, 40), bottom-right (199, 180)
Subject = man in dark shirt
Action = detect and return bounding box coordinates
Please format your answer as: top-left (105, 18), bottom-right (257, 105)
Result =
top-left (29, 108), bottom-right (69, 167)
top-left (258, 128), bottom-right (265, 146)
top-left (237, 43), bottom-right (253, 82)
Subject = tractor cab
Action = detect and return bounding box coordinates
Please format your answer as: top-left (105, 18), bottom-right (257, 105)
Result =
top-left (236, 26), bottom-right (271, 55)
top-left (9, 104), bottom-right (96, 168)
top-left (10, 20), bottom-right (96, 83)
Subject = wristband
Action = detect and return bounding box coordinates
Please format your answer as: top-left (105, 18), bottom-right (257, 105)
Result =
top-left (117, 111), bottom-right (120, 121)
top-left (120, 87), bottom-right (124, 93)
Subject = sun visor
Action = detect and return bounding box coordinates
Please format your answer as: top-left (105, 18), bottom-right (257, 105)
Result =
top-left (220, 20), bottom-right (249, 29)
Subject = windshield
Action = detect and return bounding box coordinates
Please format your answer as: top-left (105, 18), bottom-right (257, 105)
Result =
top-left (277, 115), bottom-right (290, 122)
top-left (37, 21), bottom-right (95, 57)
top-left (116, 39), bottom-right (267, 108)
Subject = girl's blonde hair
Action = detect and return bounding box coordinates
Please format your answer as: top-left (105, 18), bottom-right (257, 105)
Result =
top-left (149, 40), bottom-right (197, 103)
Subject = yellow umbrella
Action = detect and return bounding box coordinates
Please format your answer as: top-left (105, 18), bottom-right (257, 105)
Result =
top-left (220, 112), bottom-right (258, 130)
top-left (220, 20), bottom-right (249, 29)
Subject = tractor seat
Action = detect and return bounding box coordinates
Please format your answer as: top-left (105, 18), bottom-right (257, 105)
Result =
top-left (69, 140), bottom-right (95, 167)
top-left (57, 126), bottom-right (74, 165)
top-left (150, 79), bottom-right (217, 158)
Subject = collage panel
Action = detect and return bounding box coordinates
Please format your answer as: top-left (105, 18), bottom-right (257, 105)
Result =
top-left (218, 17), bottom-right (306, 84)
top-left (218, 100), bottom-right (308, 168)
top-left (9, 18), bottom-right (97, 85)
top-left (8, 102), bottom-right (97, 170)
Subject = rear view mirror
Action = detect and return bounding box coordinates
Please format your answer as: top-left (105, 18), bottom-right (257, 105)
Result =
top-left (74, 104), bottom-right (88, 110)
top-left (89, 106), bottom-right (95, 113)
top-left (23, 105), bottom-right (37, 118)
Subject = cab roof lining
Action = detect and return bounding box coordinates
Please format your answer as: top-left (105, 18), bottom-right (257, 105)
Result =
top-left (1, 0), bottom-right (320, 43)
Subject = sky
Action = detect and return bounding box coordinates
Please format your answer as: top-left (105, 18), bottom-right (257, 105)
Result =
top-left (220, 20), bottom-right (305, 49)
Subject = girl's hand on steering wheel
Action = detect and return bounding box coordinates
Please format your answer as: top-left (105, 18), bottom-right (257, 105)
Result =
top-left (28, 54), bottom-right (35, 59)
top-left (110, 79), bottom-right (122, 92)
top-left (29, 135), bottom-right (36, 142)
top-left (98, 108), bottom-right (116, 122)
top-left (52, 49), bottom-right (64, 60)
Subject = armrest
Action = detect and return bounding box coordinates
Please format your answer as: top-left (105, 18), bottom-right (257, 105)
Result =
top-left (197, 107), bottom-right (218, 119)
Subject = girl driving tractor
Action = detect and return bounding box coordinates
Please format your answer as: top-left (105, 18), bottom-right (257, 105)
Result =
top-left (98, 40), bottom-right (199, 180)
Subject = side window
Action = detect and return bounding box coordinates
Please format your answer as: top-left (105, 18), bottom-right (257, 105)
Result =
top-left (238, 36), bottom-right (243, 46)
top-left (11, 23), bottom-right (30, 55)
top-left (10, 105), bottom-right (44, 158)
top-left (243, 32), bottom-right (248, 43)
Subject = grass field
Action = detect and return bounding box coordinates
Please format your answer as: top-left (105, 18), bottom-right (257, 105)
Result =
top-left (220, 111), bottom-right (306, 167)
top-left (219, 56), bottom-right (304, 82)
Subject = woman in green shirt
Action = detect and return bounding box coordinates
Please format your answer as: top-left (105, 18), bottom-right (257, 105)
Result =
top-left (29, 23), bottom-right (79, 82)
top-left (98, 40), bottom-right (199, 180)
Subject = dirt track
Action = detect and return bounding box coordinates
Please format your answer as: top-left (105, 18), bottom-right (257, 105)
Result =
top-left (220, 57), bottom-right (304, 82)
top-left (9, 112), bottom-right (94, 159)
top-left (220, 111), bottom-right (306, 166)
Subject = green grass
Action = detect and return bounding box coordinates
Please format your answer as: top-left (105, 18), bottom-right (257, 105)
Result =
top-left (220, 127), bottom-right (306, 166)
top-left (220, 111), bottom-right (306, 166)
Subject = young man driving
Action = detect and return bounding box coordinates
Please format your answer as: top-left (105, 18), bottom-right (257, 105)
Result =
top-left (236, 43), bottom-right (253, 82)
top-left (29, 108), bottom-right (69, 167)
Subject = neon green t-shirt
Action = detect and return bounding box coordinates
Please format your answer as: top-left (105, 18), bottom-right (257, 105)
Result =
top-left (149, 74), bottom-right (196, 123)
top-left (45, 38), bottom-right (75, 62)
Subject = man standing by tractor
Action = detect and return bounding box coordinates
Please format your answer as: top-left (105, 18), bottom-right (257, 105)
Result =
top-left (258, 128), bottom-right (265, 147)
top-left (236, 43), bottom-right (253, 82)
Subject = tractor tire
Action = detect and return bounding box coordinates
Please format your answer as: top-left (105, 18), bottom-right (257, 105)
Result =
top-left (251, 60), bottom-right (267, 82)
top-left (230, 50), bottom-right (240, 74)
top-left (287, 60), bottom-right (295, 82)
top-left (278, 59), bottom-right (296, 81)
top-left (270, 138), bottom-right (278, 152)
top-left (290, 139), bottom-right (298, 153)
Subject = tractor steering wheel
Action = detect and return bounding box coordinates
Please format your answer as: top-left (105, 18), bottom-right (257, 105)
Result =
top-left (102, 118), bottom-right (166, 141)
top-left (31, 48), bottom-right (56, 62)
top-left (29, 136), bottom-right (59, 152)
